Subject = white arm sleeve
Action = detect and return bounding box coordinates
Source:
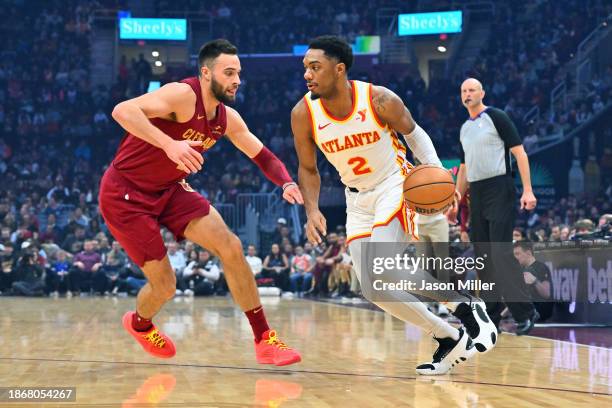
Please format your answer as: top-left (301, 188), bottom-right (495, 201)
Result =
top-left (402, 123), bottom-right (442, 167)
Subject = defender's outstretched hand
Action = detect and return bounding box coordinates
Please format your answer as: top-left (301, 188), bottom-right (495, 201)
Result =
top-left (282, 183), bottom-right (304, 205)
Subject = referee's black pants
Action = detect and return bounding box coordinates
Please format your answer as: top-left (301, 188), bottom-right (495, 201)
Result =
top-left (469, 175), bottom-right (534, 322)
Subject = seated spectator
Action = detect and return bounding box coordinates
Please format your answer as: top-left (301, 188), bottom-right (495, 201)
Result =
top-left (289, 245), bottom-right (313, 295)
top-left (245, 244), bottom-right (263, 276)
top-left (167, 241), bottom-right (187, 294)
top-left (122, 263), bottom-right (147, 296)
top-left (513, 240), bottom-right (553, 321)
top-left (70, 239), bottom-right (103, 295)
top-left (0, 242), bottom-right (15, 293)
top-left (62, 225), bottom-right (86, 254)
top-left (307, 256), bottom-right (328, 297)
top-left (549, 225), bottom-right (561, 241)
top-left (572, 219), bottom-right (595, 239)
top-left (329, 236), bottom-right (353, 298)
top-left (103, 241), bottom-right (129, 294)
top-left (559, 225), bottom-right (571, 241)
top-left (183, 250), bottom-right (221, 296)
top-left (46, 250), bottom-right (71, 296)
top-left (513, 228), bottom-right (525, 242)
top-left (598, 214), bottom-right (612, 228)
top-left (11, 249), bottom-right (45, 296)
top-left (262, 243), bottom-right (289, 291)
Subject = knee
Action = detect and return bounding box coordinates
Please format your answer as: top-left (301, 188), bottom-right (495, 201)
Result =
top-left (151, 274), bottom-right (176, 301)
top-left (216, 233), bottom-right (243, 260)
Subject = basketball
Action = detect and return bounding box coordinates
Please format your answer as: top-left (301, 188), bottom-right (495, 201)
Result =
top-left (403, 164), bottom-right (455, 215)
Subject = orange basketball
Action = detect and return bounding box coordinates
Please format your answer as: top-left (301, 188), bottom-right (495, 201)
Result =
top-left (403, 164), bottom-right (455, 215)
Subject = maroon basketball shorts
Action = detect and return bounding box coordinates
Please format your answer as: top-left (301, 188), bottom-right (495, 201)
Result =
top-left (99, 166), bottom-right (210, 266)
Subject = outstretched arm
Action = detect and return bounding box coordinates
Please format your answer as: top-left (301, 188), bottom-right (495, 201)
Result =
top-left (225, 107), bottom-right (303, 204)
top-left (291, 99), bottom-right (327, 245)
top-left (370, 85), bottom-right (442, 167)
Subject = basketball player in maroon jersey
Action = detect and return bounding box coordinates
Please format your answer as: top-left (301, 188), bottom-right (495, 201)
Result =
top-left (99, 39), bottom-right (303, 366)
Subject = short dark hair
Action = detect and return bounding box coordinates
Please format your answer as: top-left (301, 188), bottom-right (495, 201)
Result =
top-left (308, 35), bottom-right (353, 72)
top-left (513, 240), bottom-right (534, 253)
top-left (198, 39), bottom-right (238, 71)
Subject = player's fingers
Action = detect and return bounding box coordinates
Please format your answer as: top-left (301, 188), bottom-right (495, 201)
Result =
top-left (188, 148), bottom-right (204, 165)
top-left (187, 150), bottom-right (203, 169)
top-left (309, 224), bottom-right (322, 244)
top-left (181, 156), bottom-right (198, 173)
top-left (187, 140), bottom-right (203, 147)
top-left (283, 190), bottom-right (295, 204)
top-left (306, 227), bottom-right (320, 245)
top-left (290, 188), bottom-right (304, 205)
top-left (295, 191), bottom-right (304, 205)
top-left (185, 153), bottom-right (202, 171)
top-left (176, 162), bottom-right (190, 173)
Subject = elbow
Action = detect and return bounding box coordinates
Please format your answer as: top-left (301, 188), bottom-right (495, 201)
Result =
top-left (111, 102), bottom-right (131, 123)
top-left (299, 165), bottom-right (319, 177)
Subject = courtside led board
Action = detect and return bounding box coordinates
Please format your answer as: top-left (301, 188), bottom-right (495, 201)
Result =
top-left (119, 18), bottom-right (187, 40)
top-left (398, 11), bottom-right (462, 36)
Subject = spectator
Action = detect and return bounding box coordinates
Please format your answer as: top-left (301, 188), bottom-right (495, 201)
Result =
top-left (573, 218), bottom-right (595, 239)
top-left (289, 245), bottom-right (313, 295)
top-left (183, 250), bottom-right (220, 296)
top-left (513, 228), bottom-right (525, 242)
top-left (62, 225), bottom-right (87, 254)
top-left (513, 240), bottom-right (553, 321)
top-left (102, 241), bottom-right (129, 294)
top-left (11, 249), bottom-right (45, 296)
top-left (167, 241), bottom-right (187, 294)
top-left (70, 239), bottom-right (103, 294)
top-left (245, 244), bottom-right (263, 275)
top-left (47, 250), bottom-right (71, 296)
top-left (262, 243), bottom-right (289, 291)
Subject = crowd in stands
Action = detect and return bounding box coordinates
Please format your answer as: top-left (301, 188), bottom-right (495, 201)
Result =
top-left (1, 1), bottom-right (611, 305)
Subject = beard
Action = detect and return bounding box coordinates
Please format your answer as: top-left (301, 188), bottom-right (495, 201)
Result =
top-left (310, 92), bottom-right (321, 100)
top-left (211, 76), bottom-right (235, 104)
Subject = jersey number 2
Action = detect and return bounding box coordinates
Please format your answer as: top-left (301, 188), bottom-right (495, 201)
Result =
top-left (348, 156), bottom-right (372, 175)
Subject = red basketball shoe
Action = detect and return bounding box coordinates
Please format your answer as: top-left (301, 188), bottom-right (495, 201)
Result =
top-left (122, 311), bottom-right (176, 359)
top-left (255, 329), bottom-right (301, 366)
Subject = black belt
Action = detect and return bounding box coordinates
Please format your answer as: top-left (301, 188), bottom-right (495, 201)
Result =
top-left (348, 187), bottom-right (359, 193)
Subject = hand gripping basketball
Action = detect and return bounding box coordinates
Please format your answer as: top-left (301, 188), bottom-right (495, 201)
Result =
top-left (403, 165), bottom-right (456, 215)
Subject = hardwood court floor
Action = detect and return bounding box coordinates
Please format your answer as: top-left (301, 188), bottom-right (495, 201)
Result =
top-left (0, 296), bottom-right (610, 407)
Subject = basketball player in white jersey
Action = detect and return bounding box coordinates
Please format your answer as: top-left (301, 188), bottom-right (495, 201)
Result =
top-left (291, 36), bottom-right (497, 375)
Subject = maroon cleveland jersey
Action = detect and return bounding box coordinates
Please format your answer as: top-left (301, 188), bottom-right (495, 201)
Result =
top-left (112, 77), bottom-right (227, 192)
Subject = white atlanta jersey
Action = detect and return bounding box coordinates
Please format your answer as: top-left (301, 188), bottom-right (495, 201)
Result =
top-left (303, 80), bottom-right (412, 190)
top-left (304, 80), bottom-right (418, 244)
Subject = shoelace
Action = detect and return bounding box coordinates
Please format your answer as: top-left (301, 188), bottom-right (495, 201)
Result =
top-left (143, 329), bottom-right (166, 348)
top-left (265, 330), bottom-right (290, 350)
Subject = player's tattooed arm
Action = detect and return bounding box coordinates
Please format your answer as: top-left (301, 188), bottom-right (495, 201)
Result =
top-left (372, 85), bottom-right (442, 167)
top-left (371, 85), bottom-right (417, 135)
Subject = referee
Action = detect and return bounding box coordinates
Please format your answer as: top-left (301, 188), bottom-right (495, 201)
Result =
top-left (449, 78), bottom-right (539, 335)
